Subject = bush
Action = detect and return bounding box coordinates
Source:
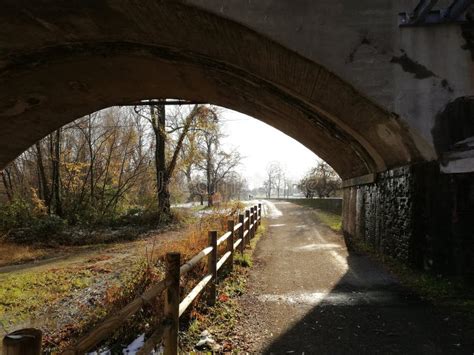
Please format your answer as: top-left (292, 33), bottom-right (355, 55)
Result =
top-left (5, 215), bottom-right (67, 244)
top-left (30, 215), bottom-right (66, 238)
top-left (0, 199), bottom-right (33, 230)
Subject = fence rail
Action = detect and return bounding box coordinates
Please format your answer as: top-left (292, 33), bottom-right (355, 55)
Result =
top-left (39, 203), bottom-right (263, 355)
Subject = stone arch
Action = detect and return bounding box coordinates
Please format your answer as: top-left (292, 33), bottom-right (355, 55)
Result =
top-left (0, 1), bottom-right (427, 179)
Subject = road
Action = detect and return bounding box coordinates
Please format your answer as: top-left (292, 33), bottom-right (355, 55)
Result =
top-left (235, 201), bottom-right (473, 354)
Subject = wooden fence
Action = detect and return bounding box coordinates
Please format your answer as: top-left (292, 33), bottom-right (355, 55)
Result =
top-left (2, 204), bottom-right (263, 355)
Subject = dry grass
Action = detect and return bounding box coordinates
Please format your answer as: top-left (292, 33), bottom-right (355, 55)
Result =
top-left (0, 202), bottom-right (249, 352)
top-left (0, 242), bottom-right (51, 267)
top-left (158, 201), bottom-right (245, 262)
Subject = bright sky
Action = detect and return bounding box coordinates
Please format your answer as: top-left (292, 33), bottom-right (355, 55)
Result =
top-left (219, 108), bottom-right (321, 189)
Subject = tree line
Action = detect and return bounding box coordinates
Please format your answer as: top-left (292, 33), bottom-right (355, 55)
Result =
top-left (0, 102), bottom-right (245, 232)
top-left (260, 161), bottom-right (341, 199)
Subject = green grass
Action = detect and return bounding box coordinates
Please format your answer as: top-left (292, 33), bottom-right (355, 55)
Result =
top-left (275, 198), bottom-right (342, 233)
top-left (0, 267), bottom-right (94, 328)
top-left (234, 253), bottom-right (253, 267)
top-left (179, 219), bottom-right (267, 351)
top-left (351, 238), bottom-right (474, 306)
top-left (275, 198), bottom-right (342, 215)
top-left (312, 210), bottom-right (342, 232)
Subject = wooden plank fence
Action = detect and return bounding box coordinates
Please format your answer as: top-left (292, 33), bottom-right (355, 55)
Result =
top-left (3, 204), bottom-right (263, 355)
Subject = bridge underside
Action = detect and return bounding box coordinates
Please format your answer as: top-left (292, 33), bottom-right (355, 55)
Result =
top-left (0, 1), bottom-right (472, 277)
top-left (0, 1), bottom-right (429, 180)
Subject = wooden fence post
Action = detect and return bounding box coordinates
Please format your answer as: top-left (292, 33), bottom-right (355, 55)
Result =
top-left (238, 214), bottom-right (245, 254)
top-left (250, 207), bottom-right (255, 239)
top-left (207, 231), bottom-right (217, 306)
top-left (227, 220), bottom-right (234, 272)
top-left (3, 328), bottom-right (42, 355)
top-left (253, 205), bottom-right (258, 235)
top-left (245, 210), bottom-right (250, 246)
top-left (258, 203), bottom-right (262, 226)
top-left (163, 252), bottom-right (180, 355)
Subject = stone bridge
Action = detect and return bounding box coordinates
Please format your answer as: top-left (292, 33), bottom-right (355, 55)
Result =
top-left (0, 0), bottom-right (473, 275)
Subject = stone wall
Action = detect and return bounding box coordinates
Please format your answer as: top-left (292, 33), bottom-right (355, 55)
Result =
top-left (343, 166), bottom-right (415, 263)
top-left (343, 163), bottom-right (474, 278)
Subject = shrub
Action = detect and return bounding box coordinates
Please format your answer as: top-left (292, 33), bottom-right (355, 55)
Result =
top-left (30, 215), bottom-right (66, 238)
top-left (0, 198), bottom-right (33, 230)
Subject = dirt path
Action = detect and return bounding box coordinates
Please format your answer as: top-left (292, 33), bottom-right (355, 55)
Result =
top-left (236, 201), bottom-right (473, 354)
top-left (0, 227), bottom-right (188, 349)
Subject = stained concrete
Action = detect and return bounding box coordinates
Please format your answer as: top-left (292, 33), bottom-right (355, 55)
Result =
top-left (0, 0), bottom-right (441, 179)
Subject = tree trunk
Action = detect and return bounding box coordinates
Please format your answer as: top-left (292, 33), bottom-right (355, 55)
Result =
top-left (1, 170), bottom-right (13, 202)
top-left (50, 129), bottom-right (63, 217)
top-left (151, 103), bottom-right (171, 219)
top-left (35, 142), bottom-right (50, 210)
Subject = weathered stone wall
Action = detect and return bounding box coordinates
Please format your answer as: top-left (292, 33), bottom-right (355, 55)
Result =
top-left (343, 166), bottom-right (415, 262)
top-left (343, 163), bottom-right (474, 278)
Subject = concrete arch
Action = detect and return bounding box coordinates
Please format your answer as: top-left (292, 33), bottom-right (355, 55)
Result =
top-left (0, 1), bottom-right (427, 179)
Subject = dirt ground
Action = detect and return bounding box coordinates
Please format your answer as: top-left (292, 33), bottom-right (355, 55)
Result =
top-left (0, 227), bottom-right (188, 350)
top-left (234, 201), bottom-right (474, 354)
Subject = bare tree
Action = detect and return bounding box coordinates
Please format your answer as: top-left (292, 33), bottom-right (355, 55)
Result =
top-left (264, 162), bottom-right (282, 198)
top-left (298, 161), bottom-right (341, 198)
top-left (194, 118), bottom-right (241, 206)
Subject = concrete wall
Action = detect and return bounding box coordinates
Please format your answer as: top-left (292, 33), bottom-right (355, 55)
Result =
top-left (187, 0), bottom-right (474, 158)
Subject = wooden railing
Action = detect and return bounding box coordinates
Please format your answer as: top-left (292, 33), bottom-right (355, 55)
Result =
top-left (58, 203), bottom-right (263, 355)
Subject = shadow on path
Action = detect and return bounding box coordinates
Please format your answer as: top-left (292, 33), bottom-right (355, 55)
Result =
top-left (263, 252), bottom-right (474, 354)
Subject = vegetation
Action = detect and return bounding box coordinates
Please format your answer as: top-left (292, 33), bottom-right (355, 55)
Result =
top-left (263, 162), bottom-right (294, 198)
top-left (0, 202), bottom-right (247, 351)
top-left (351, 238), bottom-right (474, 307)
top-left (312, 209), bottom-right (342, 232)
top-left (180, 219), bottom-right (267, 352)
top-left (298, 161), bottom-right (341, 198)
top-left (0, 103), bottom-right (245, 246)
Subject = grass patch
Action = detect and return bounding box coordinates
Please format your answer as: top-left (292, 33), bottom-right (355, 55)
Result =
top-left (0, 267), bottom-right (94, 329)
top-left (276, 198), bottom-right (342, 233)
top-left (351, 238), bottom-right (474, 306)
top-left (179, 219), bottom-right (267, 352)
top-left (0, 242), bottom-right (51, 267)
top-left (234, 253), bottom-right (252, 267)
top-left (275, 198), bottom-right (342, 215)
top-left (312, 210), bottom-right (342, 232)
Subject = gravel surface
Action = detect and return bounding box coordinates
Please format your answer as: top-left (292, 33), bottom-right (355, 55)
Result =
top-left (234, 201), bottom-right (474, 354)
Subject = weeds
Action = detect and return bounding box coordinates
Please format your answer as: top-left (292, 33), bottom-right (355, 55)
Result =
top-left (234, 253), bottom-right (252, 267)
top-left (179, 219), bottom-right (267, 352)
top-left (351, 238), bottom-right (474, 307)
top-left (312, 210), bottom-right (342, 232)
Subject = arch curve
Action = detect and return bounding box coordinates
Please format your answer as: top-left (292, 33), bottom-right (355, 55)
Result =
top-left (0, 1), bottom-right (426, 179)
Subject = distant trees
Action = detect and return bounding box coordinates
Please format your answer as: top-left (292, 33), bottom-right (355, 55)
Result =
top-left (0, 107), bottom-right (153, 226)
top-left (0, 103), bottom-right (244, 232)
top-left (264, 162), bottom-right (288, 198)
top-left (298, 161), bottom-right (341, 198)
top-left (178, 109), bottom-right (242, 206)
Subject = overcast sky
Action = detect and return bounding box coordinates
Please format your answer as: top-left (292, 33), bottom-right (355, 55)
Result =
top-left (219, 108), bottom-right (321, 189)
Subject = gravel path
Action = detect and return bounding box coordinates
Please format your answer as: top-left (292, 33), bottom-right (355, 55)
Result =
top-left (235, 200), bottom-right (473, 354)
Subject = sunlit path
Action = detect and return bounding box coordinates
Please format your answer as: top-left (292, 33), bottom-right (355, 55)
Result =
top-left (234, 201), bottom-right (472, 354)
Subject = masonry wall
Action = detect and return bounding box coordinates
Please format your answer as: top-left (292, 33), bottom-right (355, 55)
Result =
top-left (343, 163), bottom-right (474, 279)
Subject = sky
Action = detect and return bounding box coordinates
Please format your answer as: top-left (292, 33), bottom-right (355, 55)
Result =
top-left (219, 108), bottom-right (321, 189)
